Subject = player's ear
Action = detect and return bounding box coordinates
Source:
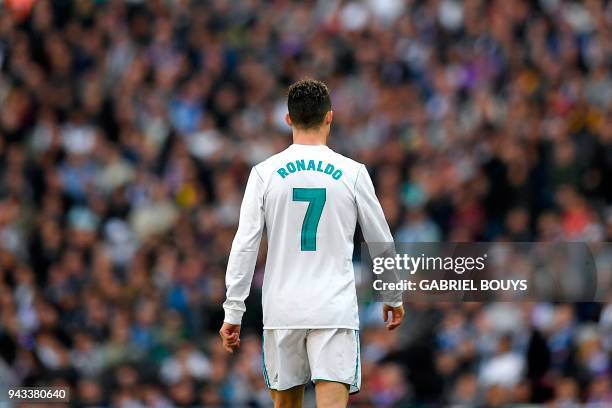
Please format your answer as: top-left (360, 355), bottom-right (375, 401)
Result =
top-left (325, 110), bottom-right (333, 125)
top-left (285, 113), bottom-right (292, 127)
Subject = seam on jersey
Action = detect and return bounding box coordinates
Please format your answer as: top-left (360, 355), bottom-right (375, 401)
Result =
top-left (353, 164), bottom-right (363, 199)
top-left (253, 166), bottom-right (268, 207)
top-left (253, 166), bottom-right (264, 183)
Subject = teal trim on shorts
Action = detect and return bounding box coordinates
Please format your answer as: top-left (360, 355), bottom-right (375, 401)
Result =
top-left (261, 333), bottom-right (270, 388)
top-left (352, 330), bottom-right (360, 389)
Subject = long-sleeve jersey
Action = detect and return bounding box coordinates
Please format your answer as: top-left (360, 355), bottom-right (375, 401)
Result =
top-left (223, 144), bottom-right (396, 329)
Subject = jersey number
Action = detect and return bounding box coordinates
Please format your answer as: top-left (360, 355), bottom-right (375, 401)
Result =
top-left (292, 188), bottom-right (326, 251)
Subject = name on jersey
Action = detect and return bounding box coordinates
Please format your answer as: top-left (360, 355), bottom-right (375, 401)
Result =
top-left (276, 159), bottom-right (343, 180)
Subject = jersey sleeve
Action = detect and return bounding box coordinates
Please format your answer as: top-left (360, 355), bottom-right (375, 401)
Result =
top-left (223, 168), bottom-right (266, 325)
top-left (355, 164), bottom-right (402, 307)
top-left (355, 164), bottom-right (393, 243)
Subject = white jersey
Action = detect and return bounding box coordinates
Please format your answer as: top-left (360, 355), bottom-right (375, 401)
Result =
top-left (223, 144), bottom-right (395, 329)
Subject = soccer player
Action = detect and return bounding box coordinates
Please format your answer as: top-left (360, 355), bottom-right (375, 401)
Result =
top-left (219, 79), bottom-right (404, 408)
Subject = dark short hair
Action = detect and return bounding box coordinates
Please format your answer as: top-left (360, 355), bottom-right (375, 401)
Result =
top-left (287, 79), bottom-right (331, 129)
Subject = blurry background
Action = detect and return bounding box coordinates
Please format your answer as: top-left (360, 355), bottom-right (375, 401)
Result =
top-left (0, 0), bottom-right (611, 406)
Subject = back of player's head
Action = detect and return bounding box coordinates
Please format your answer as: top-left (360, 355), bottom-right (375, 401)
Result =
top-left (287, 79), bottom-right (331, 129)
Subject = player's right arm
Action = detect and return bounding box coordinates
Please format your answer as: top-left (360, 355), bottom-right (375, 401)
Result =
top-left (220, 168), bottom-right (265, 351)
top-left (355, 164), bottom-right (405, 329)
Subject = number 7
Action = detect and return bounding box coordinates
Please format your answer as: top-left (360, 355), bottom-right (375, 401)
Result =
top-left (292, 188), bottom-right (326, 251)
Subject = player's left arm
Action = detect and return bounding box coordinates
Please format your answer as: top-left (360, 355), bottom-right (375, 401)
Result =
top-left (220, 168), bottom-right (265, 352)
top-left (355, 164), bottom-right (405, 329)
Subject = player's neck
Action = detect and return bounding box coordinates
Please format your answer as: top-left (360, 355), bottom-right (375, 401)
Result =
top-left (291, 128), bottom-right (328, 146)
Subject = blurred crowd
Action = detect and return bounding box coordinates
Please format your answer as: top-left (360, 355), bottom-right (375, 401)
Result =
top-left (0, 0), bottom-right (611, 406)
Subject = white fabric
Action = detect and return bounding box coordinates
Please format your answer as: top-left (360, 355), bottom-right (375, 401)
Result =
top-left (262, 328), bottom-right (361, 394)
top-left (223, 144), bottom-right (396, 329)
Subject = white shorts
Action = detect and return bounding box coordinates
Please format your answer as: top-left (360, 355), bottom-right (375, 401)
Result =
top-left (262, 329), bottom-right (361, 394)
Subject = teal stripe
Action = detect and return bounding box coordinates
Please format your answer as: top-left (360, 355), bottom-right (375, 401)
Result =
top-left (353, 330), bottom-right (360, 388)
top-left (261, 333), bottom-right (270, 387)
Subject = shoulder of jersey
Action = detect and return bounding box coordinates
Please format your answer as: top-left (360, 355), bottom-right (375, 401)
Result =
top-left (331, 149), bottom-right (363, 170)
top-left (252, 149), bottom-right (288, 179)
